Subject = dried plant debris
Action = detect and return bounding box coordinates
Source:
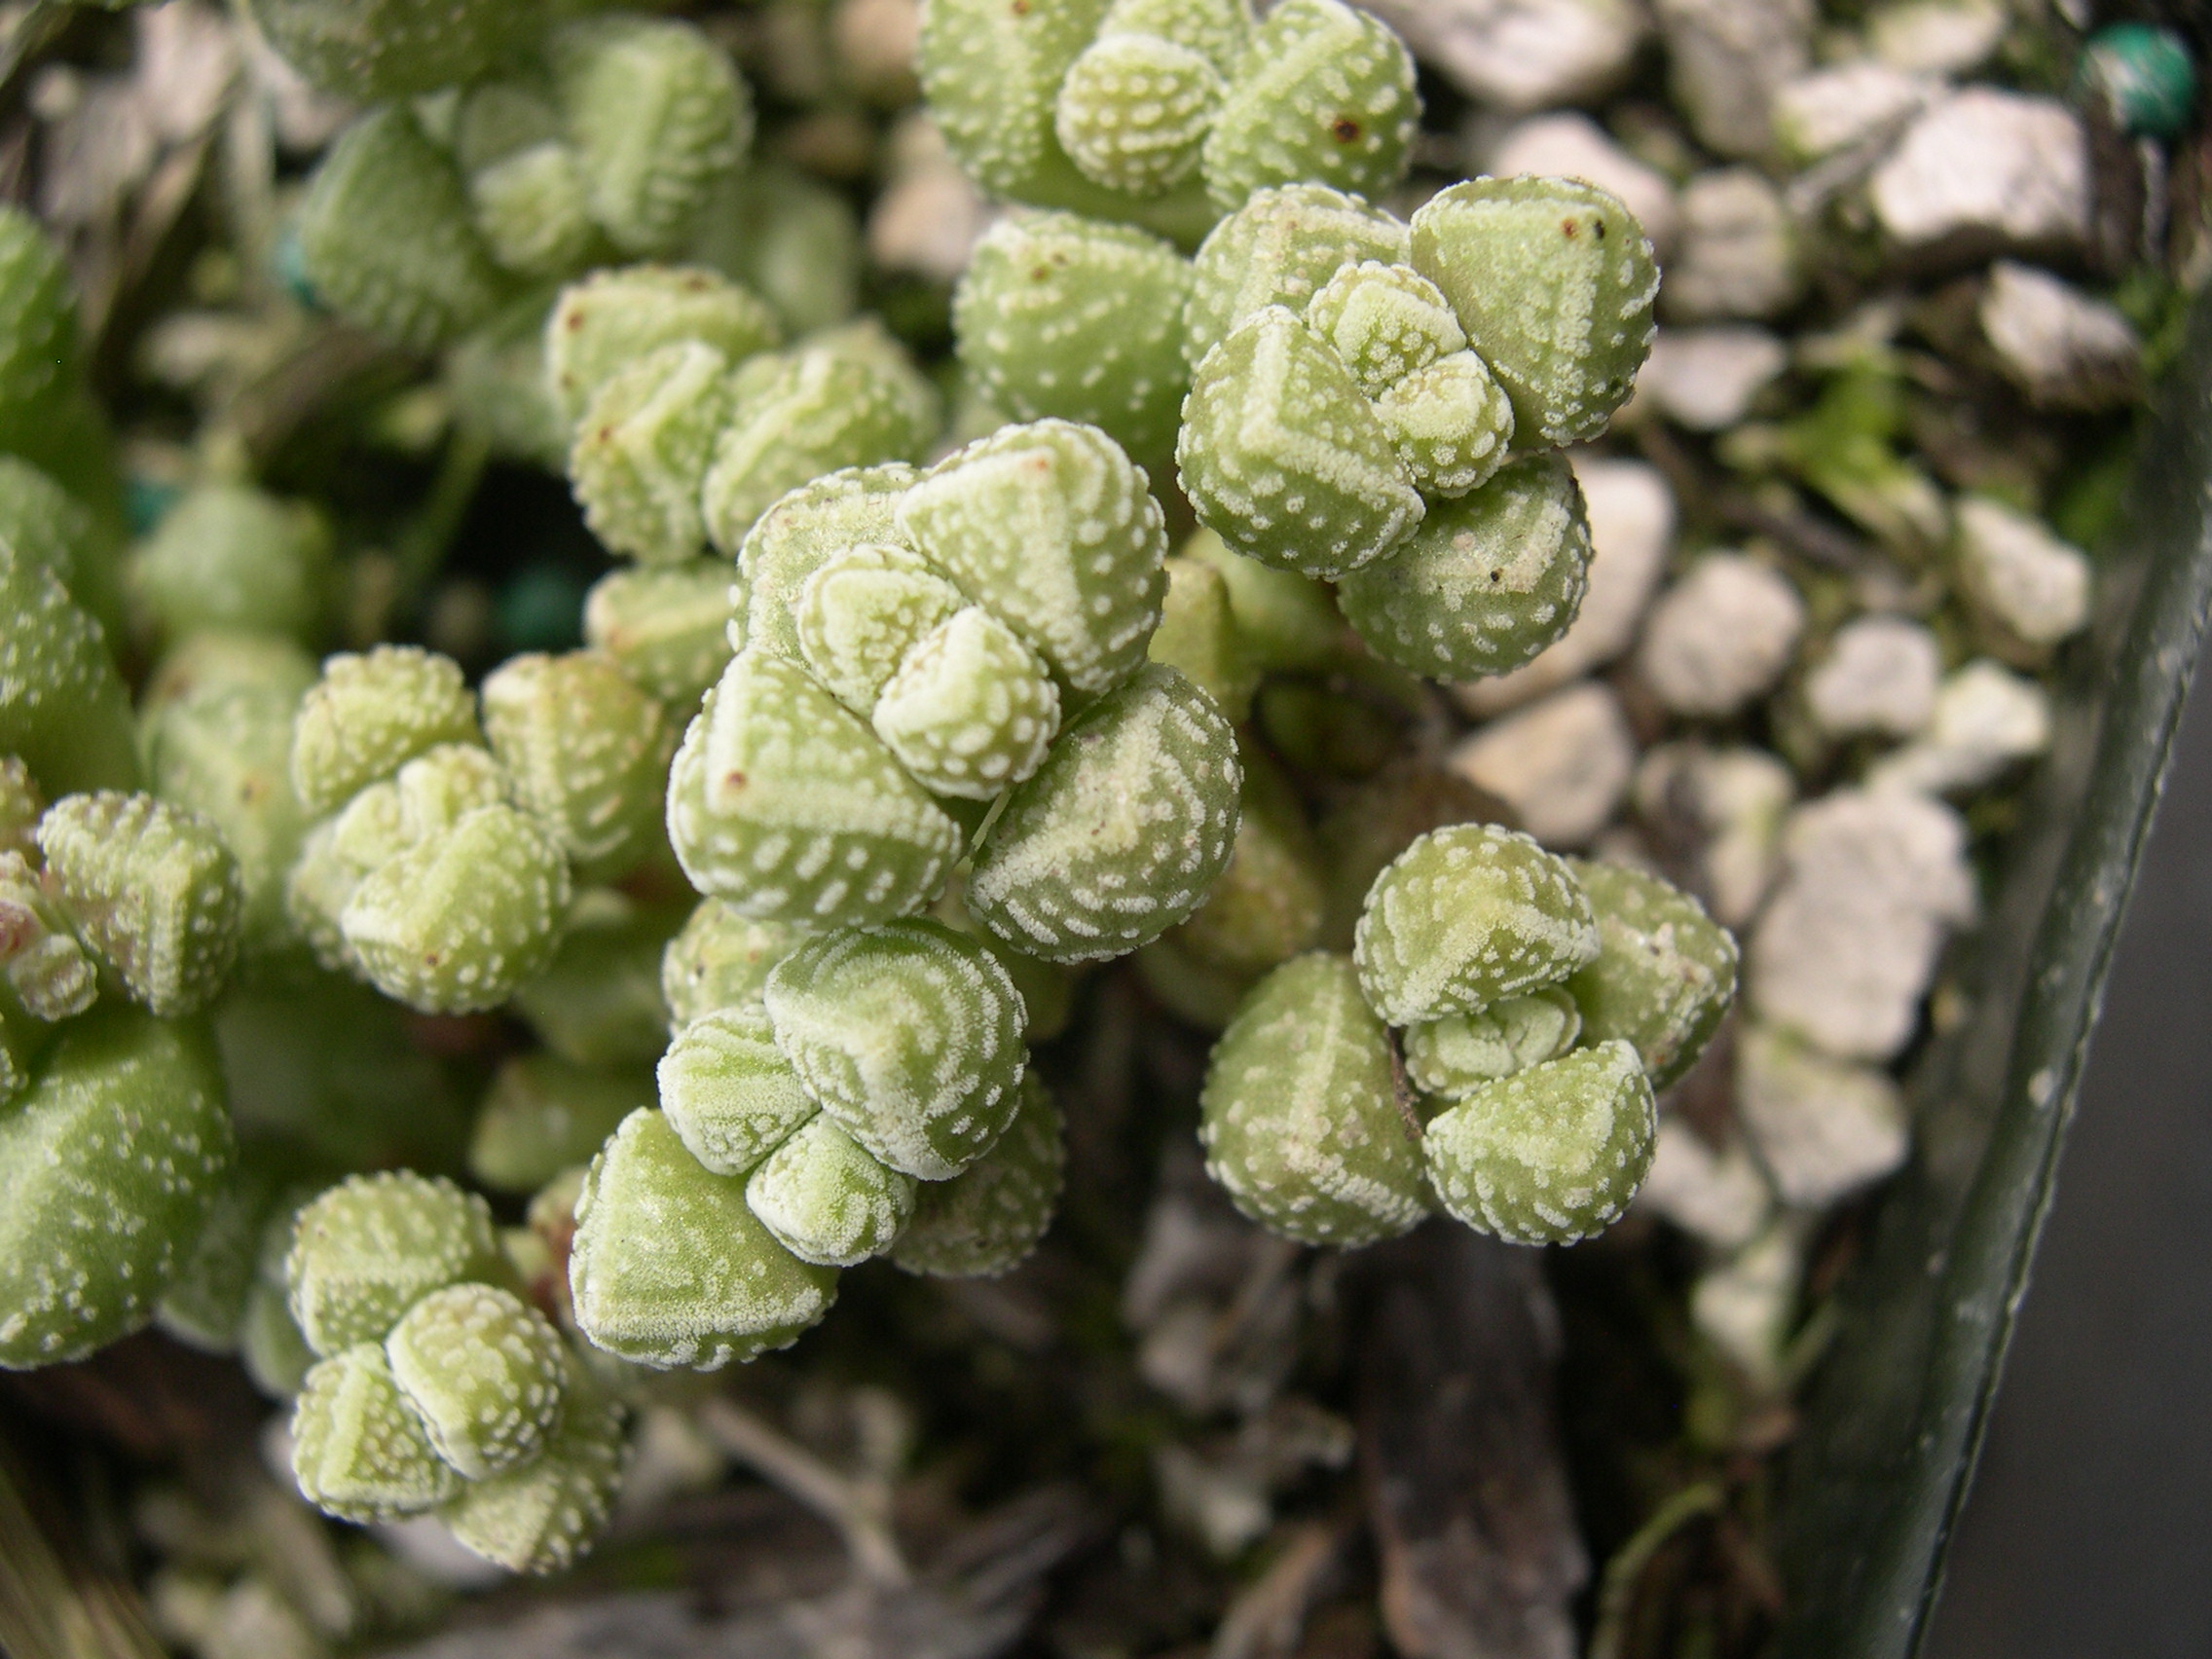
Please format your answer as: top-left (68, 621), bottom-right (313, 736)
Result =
top-left (0, 0), bottom-right (2193, 1656)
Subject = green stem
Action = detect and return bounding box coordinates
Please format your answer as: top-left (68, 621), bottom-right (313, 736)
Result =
top-left (1586, 1482), bottom-right (1726, 1659)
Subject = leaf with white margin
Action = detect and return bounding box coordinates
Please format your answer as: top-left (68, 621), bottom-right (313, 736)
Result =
top-left (968, 663), bottom-right (1241, 964)
top-left (762, 917), bottom-right (1027, 1182)
top-left (569, 1108), bottom-right (838, 1370)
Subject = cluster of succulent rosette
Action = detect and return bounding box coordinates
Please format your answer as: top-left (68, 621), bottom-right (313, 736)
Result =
top-left (0, 0), bottom-right (1738, 1583)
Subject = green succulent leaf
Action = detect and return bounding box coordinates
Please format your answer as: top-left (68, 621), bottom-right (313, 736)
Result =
top-left (569, 1108), bottom-right (840, 1370)
top-left (899, 419), bottom-right (1168, 697)
top-left (744, 1114), bottom-right (918, 1267)
top-left (657, 1003), bottom-right (820, 1178)
top-left (1564, 860), bottom-right (1740, 1090)
top-left (1422, 1039), bottom-right (1657, 1245)
top-left (1352, 823), bottom-right (1600, 1026)
top-left (1177, 304), bottom-right (1422, 580)
top-left (1198, 952), bottom-right (1429, 1246)
top-left (967, 663), bottom-right (1243, 964)
top-left (1409, 175), bottom-right (1659, 450)
top-left (298, 107), bottom-right (507, 352)
top-left (440, 1381), bottom-right (629, 1575)
top-left (1401, 986), bottom-right (1582, 1096)
top-left (1200, 0), bottom-right (1419, 212)
top-left (955, 211), bottom-right (1194, 461)
top-left (0, 1008), bottom-right (232, 1369)
top-left (666, 647), bottom-right (963, 927)
top-left (1335, 452), bottom-right (1591, 681)
top-left (285, 1171), bottom-right (508, 1359)
top-left (385, 1283), bottom-right (569, 1481)
top-left (761, 918), bottom-right (1028, 1182)
top-left (290, 1344), bottom-right (461, 1523)
top-left (289, 646), bottom-right (480, 821)
top-left (892, 1071), bottom-right (1066, 1277)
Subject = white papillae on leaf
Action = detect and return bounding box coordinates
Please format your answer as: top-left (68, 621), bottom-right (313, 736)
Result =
top-left (892, 1072), bottom-right (1066, 1277)
top-left (341, 803), bottom-right (573, 1014)
top-left (0, 1010), bottom-right (233, 1368)
top-left (666, 648), bottom-right (961, 927)
top-left (1303, 260), bottom-right (1465, 396)
top-left (899, 419), bottom-right (1168, 697)
top-left (1336, 452), bottom-right (1591, 680)
top-left (914, 0), bottom-right (1113, 204)
top-left (700, 336), bottom-right (939, 552)
top-left (569, 1109), bottom-right (838, 1370)
top-left (544, 265), bottom-right (782, 427)
top-left (290, 645), bottom-right (479, 820)
top-left (37, 792), bottom-right (242, 1018)
top-left (1423, 1039), bottom-right (1657, 1245)
top-left (1199, 0), bottom-right (1420, 212)
top-left (1352, 823), bottom-right (1601, 1026)
top-left (441, 1382), bottom-right (630, 1574)
top-left (385, 1283), bottom-right (568, 1481)
top-left (968, 664), bottom-right (1243, 964)
top-left (1401, 985), bottom-right (1582, 1096)
top-left (954, 212), bottom-right (1194, 460)
top-left (1178, 306), bottom-right (1423, 580)
top-left (481, 651), bottom-right (670, 879)
top-left (1055, 31), bottom-right (1222, 196)
top-left (657, 1004), bottom-right (820, 1176)
top-left (744, 1114), bottom-right (918, 1267)
top-left (1565, 858), bottom-right (1739, 1090)
top-left (659, 901), bottom-right (803, 1028)
top-left (1375, 350), bottom-right (1517, 497)
top-left (285, 1171), bottom-right (505, 1359)
top-left (290, 1344), bottom-right (461, 1523)
top-left (872, 607), bottom-right (1064, 799)
top-left (735, 464), bottom-right (921, 653)
top-left (794, 542), bottom-right (967, 714)
top-left (552, 15), bottom-right (754, 258)
top-left (1184, 184), bottom-right (1411, 370)
top-left (1410, 174), bottom-right (1660, 448)
top-left (1199, 952), bottom-right (1430, 1246)
top-left (583, 561), bottom-right (741, 710)
top-left (761, 918), bottom-right (1028, 1181)
top-left (568, 340), bottom-right (736, 565)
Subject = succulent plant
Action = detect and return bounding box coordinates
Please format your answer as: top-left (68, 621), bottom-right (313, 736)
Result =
top-left (918, 0), bottom-right (1418, 235)
top-left (1172, 177), bottom-right (1651, 679)
top-left (1198, 824), bottom-right (1735, 1251)
top-left (279, 1170), bottom-right (629, 1570)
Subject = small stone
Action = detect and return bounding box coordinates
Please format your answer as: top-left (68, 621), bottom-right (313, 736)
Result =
top-left (1654, 0), bottom-right (1814, 159)
top-left (1804, 614), bottom-right (1941, 739)
top-left (1641, 325), bottom-right (1788, 430)
top-left (1487, 112), bottom-right (1678, 252)
top-left (1663, 169), bottom-right (1801, 323)
top-left (1448, 682), bottom-right (1636, 849)
top-left (1734, 1023), bottom-right (1908, 1208)
top-left (1978, 262), bottom-right (2141, 413)
top-left (1747, 788), bottom-right (1974, 1062)
top-left (1636, 1121), bottom-right (1770, 1249)
top-left (1953, 496), bottom-right (2093, 651)
top-left (1633, 743), bottom-right (1794, 929)
top-left (866, 114), bottom-right (993, 283)
top-left (1866, 0), bottom-right (2007, 77)
top-left (1354, 0), bottom-right (1647, 112)
top-left (1868, 659), bottom-right (2051, 797)
top-left (1456, 456), bottom-right (1675, 717)
top-left (1690, 1221), bottom-right (1800, 1385)
top-left (1636, 554), bottom-right (1806, 719)
top-left (1771, 62), bottom-right (1933, 164)
top-left (1870, 90), bottom-right (2089, 256)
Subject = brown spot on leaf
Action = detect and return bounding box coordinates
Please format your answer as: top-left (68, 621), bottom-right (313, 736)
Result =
top-left (1332, 117), bottom-right (1361, 143)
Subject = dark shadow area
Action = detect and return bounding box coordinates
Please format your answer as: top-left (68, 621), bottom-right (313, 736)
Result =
top-left (1928, 636), bottom-right (2212, 1659)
